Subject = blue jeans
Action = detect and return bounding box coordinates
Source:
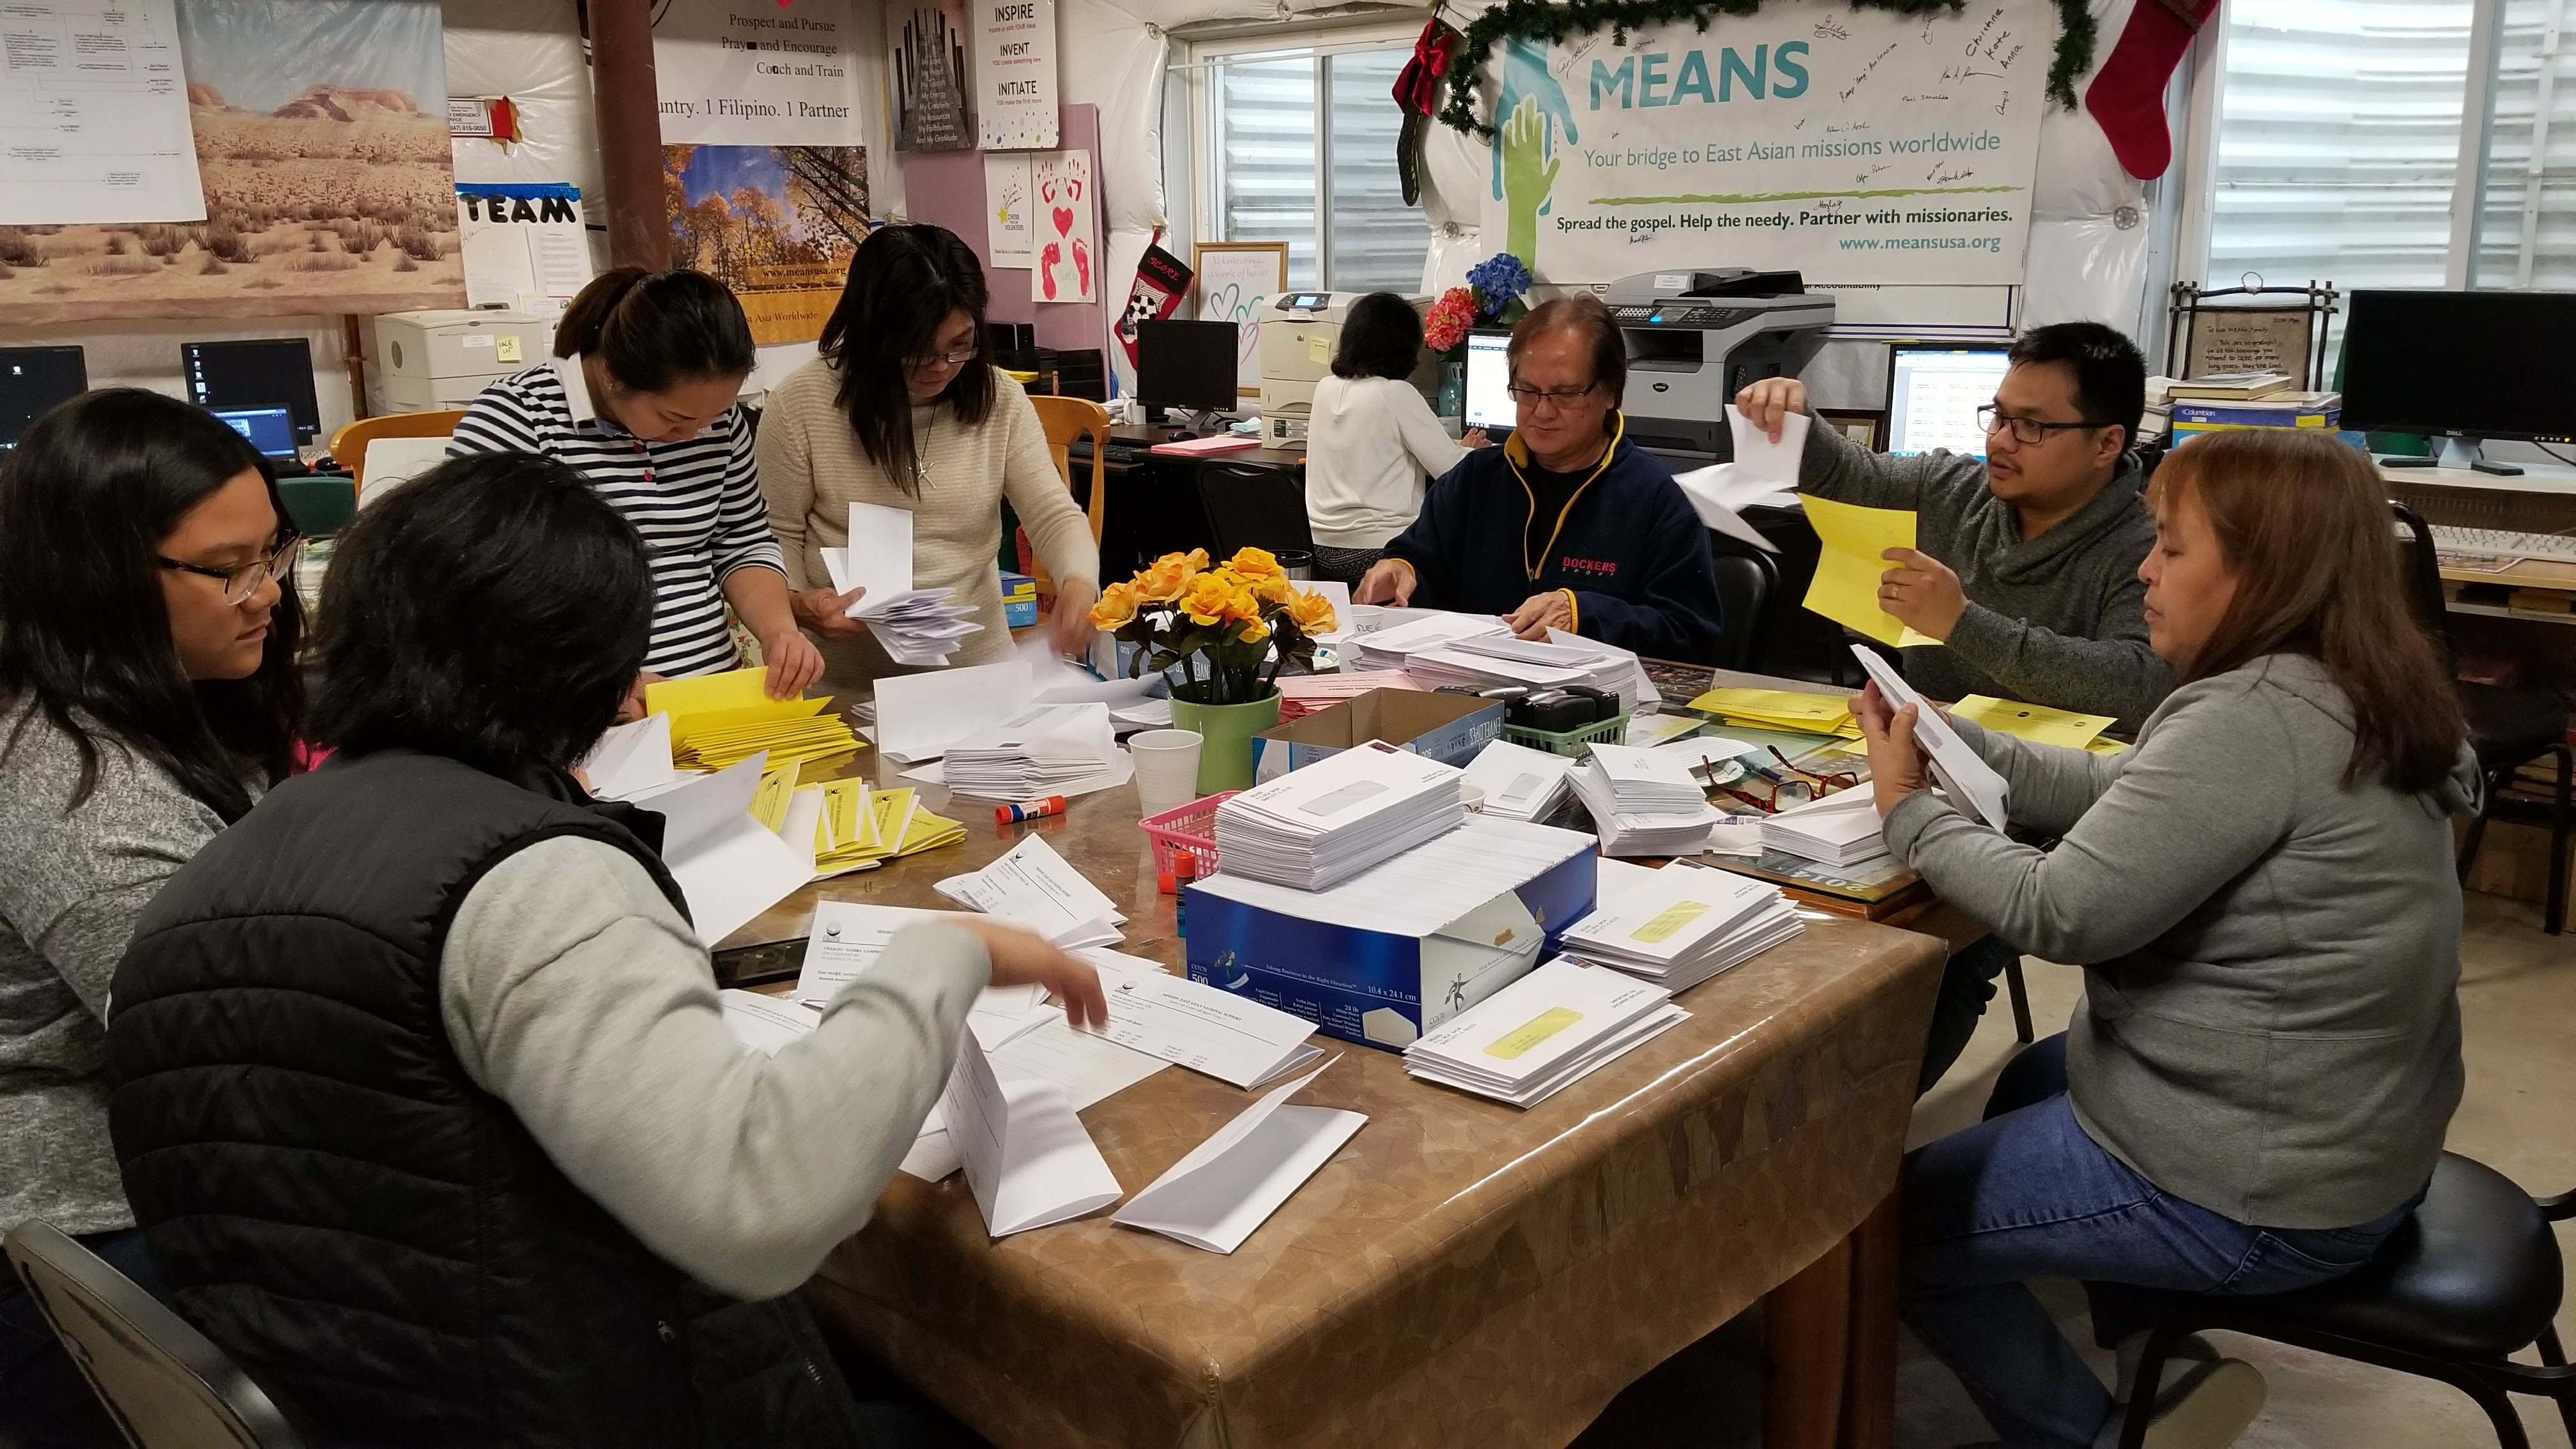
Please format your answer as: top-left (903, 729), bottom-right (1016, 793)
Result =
top-left (1900, 1035), bottom-right (2418, 1449)
top-left (0, 1226), bottom-right (163, 1449)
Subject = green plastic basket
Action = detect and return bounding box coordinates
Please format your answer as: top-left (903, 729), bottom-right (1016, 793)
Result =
top-left (1501, 710), bottom-right (1632, 758)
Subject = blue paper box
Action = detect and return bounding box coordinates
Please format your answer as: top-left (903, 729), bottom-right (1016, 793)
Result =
top-left (1000, 572), bottom-right (1038, 629)
top-left (1183, 824), bottom-right (1598, 1052)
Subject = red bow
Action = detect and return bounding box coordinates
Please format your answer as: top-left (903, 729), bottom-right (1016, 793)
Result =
top-left (1392, 19), bottom-right (1458, 116)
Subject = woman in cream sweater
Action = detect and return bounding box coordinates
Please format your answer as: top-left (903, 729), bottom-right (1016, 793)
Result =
top-left (760, 224), bottom-right (1099, 689)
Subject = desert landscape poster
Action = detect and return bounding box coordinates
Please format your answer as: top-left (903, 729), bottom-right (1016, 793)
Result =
top-left (0, 0), bottom-right (462, 325)
top-left (663, 143), bottom-right (871, 346)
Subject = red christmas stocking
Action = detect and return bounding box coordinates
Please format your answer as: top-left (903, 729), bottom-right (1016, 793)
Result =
top-left (2085, 0), bottom-right (2221, 180)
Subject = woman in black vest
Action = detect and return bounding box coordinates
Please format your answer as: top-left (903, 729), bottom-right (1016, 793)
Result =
top-left (0, 390), bottom-right (304, 1449)
top-left (106, 452), bottom-right (1103, 1447)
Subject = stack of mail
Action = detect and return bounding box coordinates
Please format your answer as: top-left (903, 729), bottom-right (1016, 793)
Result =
top-left (1687, 687), bottom-right (1862, 740)
top-left (648, 669), bottom-right (864, 772)
top-left (934, 836), bottom-right (1126, 948)
top-left (813, 781), bottom-right (963, 875)
top-left (1560, 863), bottom-right (1802, 992)
top-left (1760, 786), bottom-right (1887, 866)
top-left (1278, 670), bottom-right (1423, 722)
top-left (1403, 957), bottom-right (1690, 1107)
top-left (940, 703), bottom-right (1118, 799)
top-left (824, 502), bottom-right (984, 666)
top-left (1406, 632), bottom-right (1638, 706)
top-left (1461, 739), bottom-right (1576, 823)
top-left (1347, 611), bottom-right (1510, 673)
top-left (1213, 740), bottom-right (1466, 891)
top-left (1568, 743), bottom-right (1726, 857)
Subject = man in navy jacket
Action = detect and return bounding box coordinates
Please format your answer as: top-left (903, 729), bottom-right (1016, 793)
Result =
top-left (1357, 297), bottom-right (1724, 663)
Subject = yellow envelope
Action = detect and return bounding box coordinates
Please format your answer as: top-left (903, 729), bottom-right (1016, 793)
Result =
top-left (1688, 687), bottom-right (1854, 733)
top-left (643, 667), bottom-right (769, 719)
top-left (2085, 737), bottom-right (2133, 756)
top-left (1949, 696), bottom-right (2115, 750)
top-left (1798, 494), bottom-right (1943, 649)
top-left (748, 759), bottom-right (800, 832)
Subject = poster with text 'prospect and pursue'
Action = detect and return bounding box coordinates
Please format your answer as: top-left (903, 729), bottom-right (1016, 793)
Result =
top-left (1475, 0), bottom-right (2048, 288)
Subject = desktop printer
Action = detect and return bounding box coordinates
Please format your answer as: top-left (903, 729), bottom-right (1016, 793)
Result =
top-left (1605, 270), bottom-right (1834, 465)
top-left (1256, 291), bottom-right (1443, 449)
top-left (362, 309), bottom-right (551, 415)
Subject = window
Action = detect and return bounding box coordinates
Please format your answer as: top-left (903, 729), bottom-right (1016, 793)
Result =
top-left (1197, 30), bottom-right (1432, 293)
top-left (2475, 0), bottom-right (2576, 286)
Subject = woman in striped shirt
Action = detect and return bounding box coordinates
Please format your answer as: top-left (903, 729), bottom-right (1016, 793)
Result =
top-left (450, 268), bottom-right (827, 700)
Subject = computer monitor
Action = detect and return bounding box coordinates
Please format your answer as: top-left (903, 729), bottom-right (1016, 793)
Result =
top-left (182, 338), bottom-right (321, 448)
top-left (1135, 319), bottom-right (1239, 431)
top-left (0, 346), bottom-right (88, 449)
top-left (213, 406), bottom-right (300, 461)
top-left (1886, 344), bottom-right (2012, 458)
top-left (1464, 329), bottom-right (1515, 433)
top-left (2343, 289), bottom-right (2576, 476)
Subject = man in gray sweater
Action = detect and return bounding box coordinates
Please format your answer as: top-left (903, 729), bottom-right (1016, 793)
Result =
top-left (1738, 323), bottom-right (2174, 1088)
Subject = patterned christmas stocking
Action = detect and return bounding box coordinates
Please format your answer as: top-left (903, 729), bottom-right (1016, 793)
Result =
top-left (2085, 0), bottom-right (2221, 180)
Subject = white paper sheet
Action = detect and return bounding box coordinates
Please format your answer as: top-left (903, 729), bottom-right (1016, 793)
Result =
top-left (796, 901), bottom-right (953, 1003)
top-left (1077, 949), bottom-right (1323, 1089)
top-left (357, 437), bottom-right (450, 507)
top-left (578, 715), bottom-right (677, 801)
top-left (1110, 1061), bottom-right (1363, 1254)
top-left (940, 1029), bottom-right (1124, 1239)
top-left (1671, 406), bottom-right (1812, 552)
top-left (0, 0), bottom-right (204, 225)
top-left (873, 661), bottom-right (1034, 763)
top-left (933, 836), bottom-right (1124, 948)
top-left (647, 752), bottom-right (818, 946)
top-left (717, 990), bottom-right (820, 1055)
top-left (901, 749), bottom-right (1135, 801)
top-left (1850, 645), bottom-right (2011, 830)
top-left (843, 501), bottom-right (916, 594)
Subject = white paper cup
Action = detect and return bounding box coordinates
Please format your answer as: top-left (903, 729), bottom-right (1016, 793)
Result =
top-left (1460, 781), bottom-right (1487, 814)
top-left (1130, 729), bottom-right (1206, 818)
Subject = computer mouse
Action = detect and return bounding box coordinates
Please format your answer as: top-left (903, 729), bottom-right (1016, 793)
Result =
top-left (1165, 429), bottom-right (1198, 442)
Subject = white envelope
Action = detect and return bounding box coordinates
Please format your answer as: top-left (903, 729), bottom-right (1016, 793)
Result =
top-left (901, 749), bottom-right (1136, 802)
top-left (1111, 1060), bottom-right (1363, 1254)
top-left (646, 751), bottom-right (817, 947)
top-left (578, 714), bottom-right (676, 801)
top-left (873, 661), bottom-right (1035, 763)
top-left (844, 500), bottom-right (916, 594)
top-left (941, 1029), bottom-right (1124, 1239)
top-left (1850, 644), bottom-right (2012, 829)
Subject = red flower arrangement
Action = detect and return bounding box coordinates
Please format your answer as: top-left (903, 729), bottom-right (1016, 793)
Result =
top-left (1423, 286), bottom-right (1478, 353)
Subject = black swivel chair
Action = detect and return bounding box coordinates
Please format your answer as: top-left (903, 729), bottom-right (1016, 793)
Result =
top-left (4, 1218), bottom-right (305, 1448)
top-left (2117, 1153), bottom-right (2573, 1449)
top-left (1706, 539), bottom-right (1780, 673)
top-left (2391, 503), bottom-right (2572, 935)
top-left (1195, 461), bottom-right (1314, 560)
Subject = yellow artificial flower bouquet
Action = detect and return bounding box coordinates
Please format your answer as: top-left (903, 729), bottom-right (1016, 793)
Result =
top-left (1088, 547), bottom-right (1337, 706)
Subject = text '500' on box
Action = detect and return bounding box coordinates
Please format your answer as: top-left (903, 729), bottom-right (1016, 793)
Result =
top-left (1184, 816), bottom-right (1598, 1052)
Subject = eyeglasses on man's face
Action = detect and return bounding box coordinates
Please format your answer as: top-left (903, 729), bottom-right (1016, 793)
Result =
top-left (1977, 404), bottom-right (2117, 447)
top-left (159, 534), bottom-right (304, 606)
top-left (1505, 381), bottom-right (1602, 413)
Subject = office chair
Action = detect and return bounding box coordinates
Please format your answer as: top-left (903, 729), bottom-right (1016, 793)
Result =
top-left (1195, 461), bottom-right (1314, 559)
top-left (2391, 503), bottom-right (2572, 935)
top-left (3, 1219), bottom-right (305, 1448)
top-left (325, 409), bottom-right (464, 496)
top-left (1027, 395), bottom-right (1112, 597)
top-left (2116, 1151), bottom-right (2573, 1449)
top-left (1707, 539), bottom-right (1779, 673)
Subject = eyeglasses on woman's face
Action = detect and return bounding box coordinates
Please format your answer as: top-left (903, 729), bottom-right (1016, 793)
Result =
top-left (159, 533), bottom-right (304, 606)
top-left (905, 342), bottom-right (980, 372)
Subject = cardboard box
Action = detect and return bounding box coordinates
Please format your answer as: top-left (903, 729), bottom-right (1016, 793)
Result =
top-left (1000, 572), bottom-right (1038, 629)
top-left (1252, 687), bottom-right (1504, 778)
top-left (1184, 822), bottom-right (1598, 1052)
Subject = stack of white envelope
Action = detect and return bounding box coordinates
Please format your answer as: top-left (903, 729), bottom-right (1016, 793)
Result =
top-left (1560, 862), bottom-right (1803, 992)
top-left (1759, 786), bottom-right (1888, 866)
top-left (825, 501), bottom-right (983, 666)
top-left (1567, 743), bottom-right (1726, 857)
top-left (1346, 611), bottom-right (1510, 672)
top-left (1212, 740), bottom-right (1465, 891)
top-left (1402, 956), bottom-right (1690, 1107)
top-left (1460, 738), bottom-right (1576, 823)
top-left (1404, 633), bottom-right (1638, 706)
top-left (941, 702), bottom-right (1118, 799)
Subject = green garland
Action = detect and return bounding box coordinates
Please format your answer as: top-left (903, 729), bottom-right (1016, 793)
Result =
top-left (1435, 0), bottom-right (2099, 138)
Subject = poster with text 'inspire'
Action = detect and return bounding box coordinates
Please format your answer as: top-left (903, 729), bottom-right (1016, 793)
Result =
top-left (1475, 0), bottom-right (2046, 288)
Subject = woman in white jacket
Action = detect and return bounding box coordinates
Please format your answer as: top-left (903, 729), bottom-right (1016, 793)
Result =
top-left (1303, 293), bottom-right (1484, 584)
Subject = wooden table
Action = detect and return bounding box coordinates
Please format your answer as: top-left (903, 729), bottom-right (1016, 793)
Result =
top-left (717, 693), bottom-right (1943, 1449)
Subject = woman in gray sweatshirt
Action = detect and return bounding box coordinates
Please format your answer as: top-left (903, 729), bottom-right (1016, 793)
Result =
top-left (1862, 429), bottom-right (2476, 1449)
top-left (0, 390), bottom-right (307, 1447)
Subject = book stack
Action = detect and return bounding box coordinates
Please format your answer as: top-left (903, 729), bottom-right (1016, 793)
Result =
top-left (940, 703), bottom-right (1117, 799)
top-left (1759, 787), bottom-right (1886, 866)
top-left (2170, 390), bottom-right (2342, 445)
top-left (1567, 743), bottom-right (1726, 857)
top-left (1461, 739), bottom-right (1576, 823)
top-left (1213, 740), bottom-right (1466, 891)
top-left (2168, 370), bottom-right (2295, 401)
top-left (1560, 864), bottom-right (1802, 992)
top-left (1402, 957), bottom-right (1690, 1107)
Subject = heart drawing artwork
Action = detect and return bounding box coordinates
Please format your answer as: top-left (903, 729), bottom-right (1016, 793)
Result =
top-left (1030, 150), bottom-right (1097, 304)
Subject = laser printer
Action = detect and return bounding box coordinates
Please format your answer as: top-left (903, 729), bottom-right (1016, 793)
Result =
top-left (1255, 290), bottom-right (1443, 449)
top-left (1604, 270), bottom-right (1834, 466)
top-left (361, 308), bottom-right (550, 415)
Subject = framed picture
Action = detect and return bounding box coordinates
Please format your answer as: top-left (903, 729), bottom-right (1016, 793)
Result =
top-left (1191, 241), bottom-right (1289, 398)
top-left (1818, 408), bottom-right (1889, 452)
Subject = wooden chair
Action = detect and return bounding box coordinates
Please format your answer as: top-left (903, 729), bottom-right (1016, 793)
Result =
top-left (326, 410), bottom-right (465, 496)
top-left (1026, 395), bottom-right (1111, 595)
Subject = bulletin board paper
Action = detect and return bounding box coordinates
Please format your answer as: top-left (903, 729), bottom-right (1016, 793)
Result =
top-left (0, 0), bottom-right (204, 225)
top-left (457, 181), bottom-right (593, 311)
top-left (1029, 148), bottom-right (1094, 303)
top-left (892, 0), bottom-right (972, 151)
top-left (1192, 243), bottom-right (1287, 399)
top-left (977, 0), bottom-right (1059, 150)
top-left (985, 152), bottom-right (1032, 267)
top-left (655, 0), bottom-right (863, 147)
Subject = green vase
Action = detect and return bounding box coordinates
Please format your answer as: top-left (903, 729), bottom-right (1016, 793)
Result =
top-left (1167, 689), bottom-right (1282, 793)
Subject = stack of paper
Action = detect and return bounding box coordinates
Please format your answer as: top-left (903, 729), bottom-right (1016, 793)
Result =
top-left (1760, 786), bottom-right (1887, 866)
top-left (1560, 863), bottom-right (1803, 992)
top-left (824, 502), bottom-right (983, 666)
top-left (1078, 948), bottom-right (1323, 1089)
top-left (933, 835), bottom-right (1126, 949)
top-left (1402, 956), bottom-right (1689, 1107)
top-left (1687, 687), bottom-right (1861, 739)
top-left (1347, 611), bottom-right (1511, 673)
top-left (1567, 743), bottom-right (1726, 857)
top-left (941, 702), bottom-right (1119, 799)
top-left (808, 781), bottom-right (962, 875)
top-left (1110, 1060), bottom-right (1362, 1254)
top-left (1213, 740), bottom-right (1466, 891)
top-left (647, 669), bottom-right (863, 771)
top-left (1405, 632), bottom-right (1636, 702)
top-left (1461, 738), bottom-right (1577, 823)
top-left (1278, 670), bottom-right (1423, 722)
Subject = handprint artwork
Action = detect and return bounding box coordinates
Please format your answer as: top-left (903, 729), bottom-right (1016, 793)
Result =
top-left (1030, 150), bottom-right (1098, 303)
top-left (1490, 36), bottom-right (1575, 271)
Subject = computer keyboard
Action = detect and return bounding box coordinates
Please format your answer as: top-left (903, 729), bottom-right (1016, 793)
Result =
top-left (2426, 524), bottom-right (2576, 566)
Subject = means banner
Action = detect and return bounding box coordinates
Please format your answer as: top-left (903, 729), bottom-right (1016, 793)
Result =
top-left (1475, 0), bottom-right (2046, 287)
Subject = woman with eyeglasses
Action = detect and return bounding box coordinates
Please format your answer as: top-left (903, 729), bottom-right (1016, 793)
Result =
top-left (0, 388), bottom-right (305, 1448)
top-left (759, 224), bottom-right (1099, 689)
top-left (449, 266), bottom-right (824, 705)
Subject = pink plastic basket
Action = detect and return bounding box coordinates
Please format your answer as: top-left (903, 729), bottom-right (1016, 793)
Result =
top-left (1140, 790), bottom-right (1236, 892)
